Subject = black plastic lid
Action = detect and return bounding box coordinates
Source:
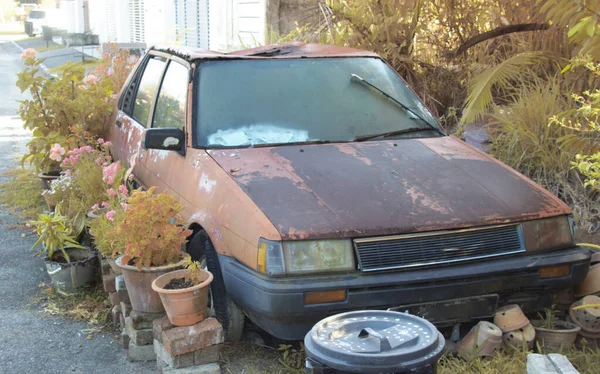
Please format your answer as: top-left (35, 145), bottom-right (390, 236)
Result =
top-left (304, 311), bottom-right (445, 373)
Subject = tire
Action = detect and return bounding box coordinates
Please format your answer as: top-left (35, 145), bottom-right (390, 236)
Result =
top-left (188, 232), bottom-right (245, 341)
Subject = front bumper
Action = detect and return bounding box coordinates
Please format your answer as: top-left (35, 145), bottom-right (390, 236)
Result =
top-left (220, 247), bottom-right (591, 340)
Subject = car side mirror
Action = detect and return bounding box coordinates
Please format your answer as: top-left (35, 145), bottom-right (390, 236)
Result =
top-left (144, 128), bottom-right (185, 154)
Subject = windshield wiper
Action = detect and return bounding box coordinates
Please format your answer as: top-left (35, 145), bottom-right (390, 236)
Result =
top-left (250, 140), bottom-right (346, 148)
top-left (350, 74), bottom-right (444, 135)
top-left (354, 127), bottom-right (440, 142)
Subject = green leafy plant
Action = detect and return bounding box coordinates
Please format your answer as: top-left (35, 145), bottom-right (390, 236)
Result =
top-left (16, 49), bottom-right (114, 173)
top-left (110, 187), bottom-right (192, 270)
top-left (181, 256), bottom-right (205, 286)
top-left (30, 209), bottom-right (86, 262)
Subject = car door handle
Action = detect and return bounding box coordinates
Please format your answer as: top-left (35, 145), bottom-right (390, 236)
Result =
top-left (116, 120), bottom-right (123, 128)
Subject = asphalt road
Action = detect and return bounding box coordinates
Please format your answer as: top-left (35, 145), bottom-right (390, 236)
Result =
top-left (0, 37), bottom-right (158, 374)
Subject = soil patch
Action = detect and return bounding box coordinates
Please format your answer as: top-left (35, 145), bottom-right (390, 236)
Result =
top-left (164, 277), bottom-right (193, 290)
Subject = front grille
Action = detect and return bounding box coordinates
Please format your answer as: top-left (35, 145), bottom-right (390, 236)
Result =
top-left (354, 224), bottom-right (525, 272)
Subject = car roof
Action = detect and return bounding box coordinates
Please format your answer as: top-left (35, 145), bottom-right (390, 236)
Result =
top-left (150, 42), bottom-right (380, 62)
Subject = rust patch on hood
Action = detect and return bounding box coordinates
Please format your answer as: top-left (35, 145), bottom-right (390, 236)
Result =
top-left (210, 137), bottom-right (570, 240)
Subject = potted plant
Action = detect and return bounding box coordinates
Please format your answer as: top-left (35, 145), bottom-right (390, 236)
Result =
top-left (112, 187), bottom-right (191, 313)
top-left (531, 309), bottom-right (581, 352)
top-left (152, 258), bottom-right (214, 326)
top-left (30, 210), bottom-right (98, 295)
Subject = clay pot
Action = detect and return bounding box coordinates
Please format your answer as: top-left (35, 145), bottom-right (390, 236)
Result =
top-left (569, 295), bottom-right (600, 333)
top-left (456, 321), bottom-right (503, 359)
top-left (592, 252), bottom-right (600, 265)
top-left (493, 304), bottom-right (529, 333)
top-left (531, 319), bottom-right (581, 352)
top-left (576, 264), bottom-right (600, 297)
top-left (503, 323), bottom-right (536, 349)
top-left (116, 256), bottom-right (186, 313)
top-left (152, 269), bottom-right (213, 327)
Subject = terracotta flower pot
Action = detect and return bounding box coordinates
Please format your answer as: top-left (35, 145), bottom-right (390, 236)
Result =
top-left (152, 269), bottom-right (214, 327)
top-left (502, 323), bottom-right (536, 349)
top-left (116, 256), bottom-right (186, 313)
top-left (456, 321), bottom-right (503, 358)
top-left (576, 264), bottom-right (600, 297)
top-left (493, 304), bottom-right (529, 333)
top-left (569, 295), bottom-right (600, 333)
top-left (531, 319), bottom-right (581, 352)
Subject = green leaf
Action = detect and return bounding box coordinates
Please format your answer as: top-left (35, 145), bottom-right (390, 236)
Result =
top-left (587, 20), bottom-right (596, 37)
top-left (568, 17), bottom-right (590, 38)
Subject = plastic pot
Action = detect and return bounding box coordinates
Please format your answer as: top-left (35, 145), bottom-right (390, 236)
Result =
top-left (152, 269), bottom-right (213, 326)
top-left (45, 248), bottom-right (98, 296)
top-left (304, 310), bottom-right (445, 374)
top-left (531, 319), bottom-right (581, 352)
top-left (115, 256), bottom-right (186, 313)
top-left (38, 171), bottom-right (60, 191)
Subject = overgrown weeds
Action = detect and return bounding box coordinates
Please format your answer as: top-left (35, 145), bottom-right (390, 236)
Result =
top-left (0, 167), bottom-right (45, 221)
top-left (30, 283), bottom-right (112, 339)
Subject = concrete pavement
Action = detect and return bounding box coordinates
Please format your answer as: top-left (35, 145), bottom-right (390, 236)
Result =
top-left (0, 36), bottom-right (158, 374)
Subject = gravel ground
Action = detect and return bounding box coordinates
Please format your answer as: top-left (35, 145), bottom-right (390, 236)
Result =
top-left (0, 35), bottom-right (158, 374)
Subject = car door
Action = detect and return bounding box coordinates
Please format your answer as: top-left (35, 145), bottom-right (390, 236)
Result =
top-left (141, 57), bottom-right (190, 198)
top-left (113, 53), bottom-right (168, 187)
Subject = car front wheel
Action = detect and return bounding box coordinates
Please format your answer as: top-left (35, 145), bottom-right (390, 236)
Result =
top-left (187, 232), bottom-right (245, 342)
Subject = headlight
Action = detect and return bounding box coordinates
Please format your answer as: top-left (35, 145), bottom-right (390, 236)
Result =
top-left (521, 215), bottom-right (574, 252)
top-left (257, 238), bottom-right (355, 276)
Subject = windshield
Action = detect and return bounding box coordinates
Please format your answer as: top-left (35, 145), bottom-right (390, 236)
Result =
top-left (28, 10), bottom-right (45, 19)
top-left (196, 57), bottom-right (442, 147)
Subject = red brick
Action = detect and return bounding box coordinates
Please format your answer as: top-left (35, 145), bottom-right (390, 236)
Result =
top-left (162, 318), bottom-right (224, 356)
top-left (153, 316), bottom-right (174, 342)
top-left (109, 291), bottom-right (120, 306)
top-left (102, 273), bottom-right (117, 293)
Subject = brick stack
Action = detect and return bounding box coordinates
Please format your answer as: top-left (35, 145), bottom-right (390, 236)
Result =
top-left (153, 316), bottom-right (223, 374)
top-left (123, 310), bottom-right (165, 361)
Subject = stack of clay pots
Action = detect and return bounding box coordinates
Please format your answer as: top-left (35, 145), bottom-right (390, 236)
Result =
top-left (569, 295), bottom-right (600, 348)
top-left (570, 253), bottom-right (600, 347)
top-left (493, 304), bottom-right (536, 349)
top-left (456, 321), bottom-right (503, 358)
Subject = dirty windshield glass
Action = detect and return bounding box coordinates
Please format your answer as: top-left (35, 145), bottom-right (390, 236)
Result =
top-left (196, 57), bottom-right (442, 147)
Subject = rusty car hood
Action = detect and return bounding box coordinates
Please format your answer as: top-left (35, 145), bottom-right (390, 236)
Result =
top-left (208, 136), bottom-right (570, 240)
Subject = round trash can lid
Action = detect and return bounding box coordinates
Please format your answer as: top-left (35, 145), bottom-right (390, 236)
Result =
top-left (304, 310), bottom-right (445, 373)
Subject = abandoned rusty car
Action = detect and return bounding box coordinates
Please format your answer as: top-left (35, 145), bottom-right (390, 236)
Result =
top-left (108, 42), bottom-right (591, 341)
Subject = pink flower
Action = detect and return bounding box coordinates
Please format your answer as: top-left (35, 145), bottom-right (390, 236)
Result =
top-left (49, 144), bottom-right (66, 161)
top-left (91, 204), bottom-right (99, 210)
top-left (101, 201), bottom-right (109, 207)
top-left (107, 67), bottom-right (114, 76)
top-left (105, 210), bottom-right (116, 221)
top-left (97, 138), bottom-right (104, 144)
top-left (104, 141), bottom-right (112, 147)
top-left (102, 162), bottom-right (121, 185)
top-left (20, 48), bottom-right (37, 61)
top-left (107, 188), bottom-right (117, 196)
top-left (95, 157), bottom-right (102, 164)
top-left (64, 169), bottom-right (71, 177)
top-left (120, 202), bottom-right (128, 211)
top-left (118, 184), bottom-right (128, 196)
top-left (83, 74), bottom-right (98, 85)
top-left (102, 162), bottom-right (109, 167)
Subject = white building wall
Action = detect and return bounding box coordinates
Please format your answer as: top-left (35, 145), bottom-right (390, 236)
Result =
top-left (58, 0), bottom-right (86, 33)
top-left (232, 0), bottom-right (265, 48)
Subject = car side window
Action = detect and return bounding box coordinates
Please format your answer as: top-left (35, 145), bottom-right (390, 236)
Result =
top-left (132, 57), bottom-right (167, 126)
top-left (152, 62), bottom-right (188, 130)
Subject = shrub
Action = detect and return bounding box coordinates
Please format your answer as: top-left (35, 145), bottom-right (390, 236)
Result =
top-left (30, 209), bottom-right (85, 262)
top-left (110, 187), bottom-right (192, 270)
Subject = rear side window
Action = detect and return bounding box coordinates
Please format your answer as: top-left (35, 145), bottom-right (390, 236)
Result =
top-left (132, 57), bottom-right (167, 126)
top-left (152, 62), bottom-right (188, 130)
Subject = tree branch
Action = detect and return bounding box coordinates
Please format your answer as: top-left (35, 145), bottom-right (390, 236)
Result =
top-left (449, 23), bottom-right (550, 58)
